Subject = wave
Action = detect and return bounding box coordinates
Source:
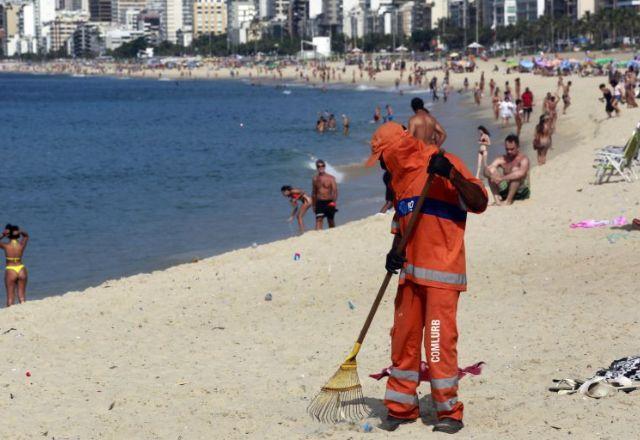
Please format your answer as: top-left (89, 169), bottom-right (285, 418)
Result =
top-left (306, 155), bottom-right (345, 183)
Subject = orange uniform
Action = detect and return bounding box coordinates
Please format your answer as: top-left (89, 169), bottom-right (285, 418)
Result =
top-left (367, 122), bottom-right (487, 422)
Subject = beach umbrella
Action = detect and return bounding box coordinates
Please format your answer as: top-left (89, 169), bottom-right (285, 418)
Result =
top-left (395, 45), bottom-right (408, 52)
top-left (351, 47), bottom-right (363, 54)
top-left (467, 42), bottom-right (483, 49)
top-left (449, 52), bottom-right (460, 58)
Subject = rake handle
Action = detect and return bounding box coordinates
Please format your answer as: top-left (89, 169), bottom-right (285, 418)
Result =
top-left (355, 172), bottom-right (436, 346)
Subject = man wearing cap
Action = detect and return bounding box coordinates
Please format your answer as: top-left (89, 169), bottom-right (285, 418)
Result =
top-left (365, 122), bottom-right (488, 434)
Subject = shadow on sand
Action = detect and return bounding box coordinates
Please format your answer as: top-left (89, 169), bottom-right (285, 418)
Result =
top-left (363, 394), bottom-right (439, 427)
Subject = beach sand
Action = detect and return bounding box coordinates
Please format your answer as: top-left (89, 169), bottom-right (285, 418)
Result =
top-left (1, 59), bottom-right (639, 439)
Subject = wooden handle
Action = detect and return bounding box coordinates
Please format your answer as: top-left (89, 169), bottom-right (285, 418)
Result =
top-left (355, 173), bottom-right (436, 345)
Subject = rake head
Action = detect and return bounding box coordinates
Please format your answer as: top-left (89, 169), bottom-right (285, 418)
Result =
top-left (307, 359), bottom-right (371, 424)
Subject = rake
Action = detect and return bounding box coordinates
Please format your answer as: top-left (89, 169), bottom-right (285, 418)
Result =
top-left (307, 173), bottom-right (436, 424)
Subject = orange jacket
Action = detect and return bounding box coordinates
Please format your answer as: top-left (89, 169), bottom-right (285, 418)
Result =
top-left (385, 133), bottom-right (486, 292)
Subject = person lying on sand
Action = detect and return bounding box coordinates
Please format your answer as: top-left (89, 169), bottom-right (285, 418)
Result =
top-left (0, 224), bottom-right (29, 307)
top-left (484, 134), bottom-right (531, 206)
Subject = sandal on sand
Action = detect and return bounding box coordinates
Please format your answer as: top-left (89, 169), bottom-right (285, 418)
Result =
top-left (581, 379), bottom-right (615, 399)
top-left (549, 378), bottom-right (583, 394)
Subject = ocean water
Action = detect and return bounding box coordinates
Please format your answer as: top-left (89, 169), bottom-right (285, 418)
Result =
top-left (0, 73), bottom-right (490, 299)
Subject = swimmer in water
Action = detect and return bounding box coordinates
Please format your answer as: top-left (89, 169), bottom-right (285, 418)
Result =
top-left (342, 114), bottom-right (350, 135)
top-left (0, 224), bottom-right (29, 307)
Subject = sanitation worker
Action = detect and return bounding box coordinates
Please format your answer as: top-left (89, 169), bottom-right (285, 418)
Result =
top-left (365, 122), bottom-right (488, 434)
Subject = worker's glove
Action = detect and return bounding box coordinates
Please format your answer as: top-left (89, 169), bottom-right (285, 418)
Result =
top-left (385, 249), bottom-right (406, 274)
top-left (427, 153), bottom-right (453, 179)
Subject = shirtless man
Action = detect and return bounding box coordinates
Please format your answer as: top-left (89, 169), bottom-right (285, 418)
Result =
top-left (408, 97), bottom-right (447, 147)
top-left (312, 159), bottom-right (338, 230)
top-left (484, 134), bottom-right (530, 206)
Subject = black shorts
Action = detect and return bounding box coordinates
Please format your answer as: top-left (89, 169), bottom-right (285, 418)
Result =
top-left (315, 200), bottom-right (337, 220)
top-left (523, 106), bottom-right (532, 114)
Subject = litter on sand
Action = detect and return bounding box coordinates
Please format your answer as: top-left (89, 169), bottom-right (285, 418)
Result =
top-left (348, 300), bottom-right (356, 310)
top-left (570, 216), bottom-right (627, 229)
top-left (264, 293), bottom-right (273, 301)
top-left (362, 421), bottom-right (373, 432)
top-left (549, 356), bottom-right (640, 398)
top-left (293, 252), bottom-right (301, 261)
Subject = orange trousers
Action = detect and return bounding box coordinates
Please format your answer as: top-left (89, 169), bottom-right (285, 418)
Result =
top-left (384, 281), bottom-right (463, 421)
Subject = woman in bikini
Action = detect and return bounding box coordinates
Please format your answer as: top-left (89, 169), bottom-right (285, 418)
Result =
top-left (492, 88), bottom-right (501, 121)
top-left (533, 115), bottom-right (553, 165)
top-left (476, 126), bottom-right (491, 179)
top-left (281, 185), bottom-right (312, 234)
top-left (515, 99), bottom-right (524, 137)
top-left (0, 224), bottom-right (29, 307)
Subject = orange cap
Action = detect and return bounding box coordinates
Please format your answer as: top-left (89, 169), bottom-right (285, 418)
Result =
top-left (365, 122), bottom-right (407, 167)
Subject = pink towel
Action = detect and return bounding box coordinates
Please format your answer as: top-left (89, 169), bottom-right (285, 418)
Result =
top-left (570, 216), bottom-right (627, 229)
top-left (369, 361), bottom-right (485, 382)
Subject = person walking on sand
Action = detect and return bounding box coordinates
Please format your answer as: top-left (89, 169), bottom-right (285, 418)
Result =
top-left (473, 83), bottom-right (481, 105)
top-left (600, 84), bottom-right (620, 118)
top-left (562, 81), bottom-right (572, 114)
top-left (312, 159), bottom-right (338, 230)
top-left (499, 97), bottom-right (516, 127)
top-left (625, 67), bottom-right (638, 108)
top-left (476, 126), bottom-right (491, 179)
top-left (0, 225), bottom-right (29, 307)
top-left (408, 97), bottom-right (447, 148)
top-left (364, 122), bottom-right (488, 434)
top-left (489, 78), bottom-right (496, 97)
top-left (521, 87), bottom-right (534, 123)
top-left (484, 134), bottom-right (530, 205)
top-left (492, 88), bottom-right (501, 121)
top-left (515, 99), bottom-right (524, 137)
top-left (533, 114), bottom-right (553, 165)
top-left (281, 186), bottom-right (312, 233)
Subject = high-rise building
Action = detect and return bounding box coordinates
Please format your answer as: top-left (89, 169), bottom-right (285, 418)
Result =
top-left (89, 0), bottom-right (112, 21)
top-left (228, 0), bottom-right (257, 43)
top-left (318, 0), bottom-right (340, 35)
top-left (577, 0), bottom-right (595, 17)
top-left (73, 22), bottom-right (101, 55)
top-left (192, 0), bottom-right (226, 37)
top-left (258, 0), bottom-right (273, 18)
top-left (183, 0), bottom-right (193, 27)
top-left (289, 0), bottom-right (308, 36)
top-left (429, 0), bottom-right (448, 29)
top-left (111, 0), bottom-right (145, 24)
top-left (163, 0), bottom-right (183, 42)
top-left (273, 0), bottom-right (290, 18)
top-left (51, 10), bottom-right (89, 50)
